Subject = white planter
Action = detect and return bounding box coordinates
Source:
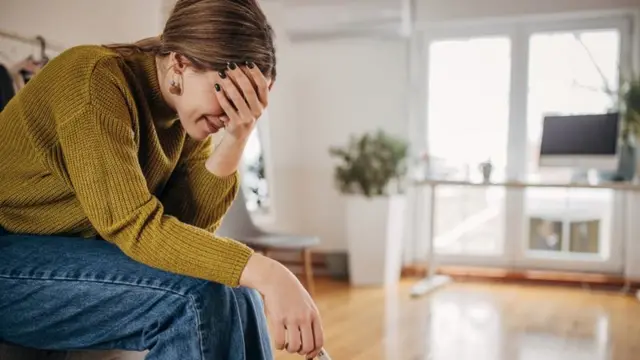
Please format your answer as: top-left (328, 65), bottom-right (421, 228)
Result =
top-left (345, 194), bottom-right (406, 286)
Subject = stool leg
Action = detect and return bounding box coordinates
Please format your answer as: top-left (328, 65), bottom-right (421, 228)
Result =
top-left (302, 248), bottom-right (315, 296)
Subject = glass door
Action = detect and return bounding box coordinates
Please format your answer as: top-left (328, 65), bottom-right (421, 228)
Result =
top-left (515, 23), bottom-right (629, 273)
top-left (416, 14), bottom-right (633, 273)
top-left (424, 34), bottom-right (512, 267)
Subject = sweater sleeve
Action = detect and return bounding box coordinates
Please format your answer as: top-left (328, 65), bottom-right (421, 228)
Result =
top-left (161, 136), bottom-right (240, 232)
top-left (55, 60), bottom-right (253, 287)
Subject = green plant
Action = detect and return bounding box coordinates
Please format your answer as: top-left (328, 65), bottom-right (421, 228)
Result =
top-left (329, 129), bottom-right (409, 197)
top-left (575, 35), bottom-right (640, 143)
top-left (621, 78), bottom-right (640, 142)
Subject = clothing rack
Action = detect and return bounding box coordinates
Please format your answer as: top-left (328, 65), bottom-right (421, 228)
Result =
top-left (0, 29), bottom-right (66, 53)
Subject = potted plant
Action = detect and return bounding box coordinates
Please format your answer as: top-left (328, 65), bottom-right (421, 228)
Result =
top-left (620, 78), bottom-right (640, 179)
top-left (329, 129), bottom-right (409, 286)
top-left (574, 37), bottom-right (640, 180)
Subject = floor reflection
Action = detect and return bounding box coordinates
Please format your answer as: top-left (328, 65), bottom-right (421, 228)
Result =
top-left (275, 280), bottom-right (640, 360)
top-left (423, 285), bottom-right (612, 360)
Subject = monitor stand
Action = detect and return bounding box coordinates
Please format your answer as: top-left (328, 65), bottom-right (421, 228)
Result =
top-left (570, 168), bottom-right (601, 185)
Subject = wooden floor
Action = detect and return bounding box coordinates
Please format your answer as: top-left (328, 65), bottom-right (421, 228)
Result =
top-left (275, 278), bottom-right (640, 360)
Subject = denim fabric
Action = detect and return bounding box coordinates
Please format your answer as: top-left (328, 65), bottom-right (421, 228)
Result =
top-left (0, 229), bottom-right (273, 360)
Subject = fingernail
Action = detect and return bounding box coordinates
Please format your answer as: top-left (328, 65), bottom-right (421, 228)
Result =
top-left (245, 61), bottom-right (255, 69)
top-left (214, 83), bottom-right (221, 92)
top-left (228, 62), bottom-right (237, 70)
top-left (218, 70), bottom-right (227, 79)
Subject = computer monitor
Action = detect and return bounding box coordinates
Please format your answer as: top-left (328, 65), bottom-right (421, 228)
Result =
top-left (539, 113), bottom-right (620, 171)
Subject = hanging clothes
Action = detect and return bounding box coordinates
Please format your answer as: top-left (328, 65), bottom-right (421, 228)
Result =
top-left (0, 64), bottom-right (16, 112)
top-left (14, 56), bottom-right (43, 88)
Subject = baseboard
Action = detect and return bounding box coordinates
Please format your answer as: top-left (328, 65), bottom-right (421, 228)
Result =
top-left (402, 264), bottom-right (640, 290)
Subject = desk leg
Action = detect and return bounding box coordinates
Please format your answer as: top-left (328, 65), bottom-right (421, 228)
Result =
top-left (410, 184), bottom-right (452, 298)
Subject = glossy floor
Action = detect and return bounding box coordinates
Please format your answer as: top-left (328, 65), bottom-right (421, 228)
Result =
top-left (275, 279), bottom-right (640, 360)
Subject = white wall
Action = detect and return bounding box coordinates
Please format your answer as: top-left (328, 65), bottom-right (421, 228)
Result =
top-left (255, 2), bottom-right (307, 234)
top-left (0, 0), bottom-right (163, 55)
top-left (287, 38), bottom-right (409, 251)
top-left (418, 0), bottom-right (639, 23)
top-left (276, 1), bottom-right (640, 258)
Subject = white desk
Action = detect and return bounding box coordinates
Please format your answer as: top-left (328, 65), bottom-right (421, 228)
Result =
top-left (409, 178), bottom-right (640, 297)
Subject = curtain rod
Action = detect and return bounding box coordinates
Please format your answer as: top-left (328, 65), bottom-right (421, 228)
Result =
top-left (0, 29), bottom-right (66, 52)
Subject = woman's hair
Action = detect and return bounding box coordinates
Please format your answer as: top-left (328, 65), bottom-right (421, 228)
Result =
top-left (106, 0), bottom-right (276, 80)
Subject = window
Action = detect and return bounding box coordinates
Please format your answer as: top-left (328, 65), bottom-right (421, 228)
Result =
top-left (427, 36), bottom-right (511, 170)
top-left (523, 28), bottom-right (621, 259)
top-left (240, 113), bottom-right (271, 213)
top-left (419, 14), bottom-right (633, 271)
top-left (427, 36), bottom-right (511, 256)
top-left (526, 29), bottom-right (621, 179)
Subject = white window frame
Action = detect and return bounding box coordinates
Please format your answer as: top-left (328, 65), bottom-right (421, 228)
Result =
top-left (238, 111), bottom-right (277, 226)
top-left (413, 9), bottom-right (638, 273)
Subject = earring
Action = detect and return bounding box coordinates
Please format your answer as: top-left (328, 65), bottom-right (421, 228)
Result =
top-left (169, 78), bottom-right (182, 95)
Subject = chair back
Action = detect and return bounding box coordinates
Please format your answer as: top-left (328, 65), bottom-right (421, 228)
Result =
top-left (216, 188), bottom-right (263, 240)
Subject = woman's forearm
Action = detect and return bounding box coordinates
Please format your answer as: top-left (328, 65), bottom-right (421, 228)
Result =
top-left (205, 134), bottom-right (249, 177)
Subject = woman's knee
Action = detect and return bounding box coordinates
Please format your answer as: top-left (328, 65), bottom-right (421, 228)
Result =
top-left (232, 287), bottom-right (263, 307)
top-left (188, 283), bottom-right (267, 335)
top-left (232, 287), bottom-right (265, 318)
top-left (186, 282), bottom-right (263, 316)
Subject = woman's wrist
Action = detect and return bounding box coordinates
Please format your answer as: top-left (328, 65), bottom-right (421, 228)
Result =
top-left (239, 252), bottom-right (279, 293)
top-left (205, 133), bottom-right (250, 177)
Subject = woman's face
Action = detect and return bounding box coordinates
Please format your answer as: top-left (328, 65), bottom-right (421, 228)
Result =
top-left (174, 67), bottom-right (227, 141)
top-left (164, 55), bottom-right (273, 142)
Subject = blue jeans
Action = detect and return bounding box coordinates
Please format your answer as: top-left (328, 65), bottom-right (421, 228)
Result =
top-left (0, 228), bottom-right (273, 360)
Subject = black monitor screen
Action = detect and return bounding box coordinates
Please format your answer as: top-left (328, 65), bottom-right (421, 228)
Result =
top-left (540, 113), bottom-right (620, 155)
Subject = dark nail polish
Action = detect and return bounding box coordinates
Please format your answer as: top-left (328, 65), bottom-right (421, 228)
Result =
top-left (228, 62), bottom-right (237, 70)
top-left (245, 61), bottom-right (255, 69)
top-left (214, 83), bottom-right (221, 92)
top-left (218, 70), bottom-right (226, 79)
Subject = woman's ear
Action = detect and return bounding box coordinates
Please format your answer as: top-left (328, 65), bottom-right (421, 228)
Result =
top-left (169, 52), bottom-right (189, 74)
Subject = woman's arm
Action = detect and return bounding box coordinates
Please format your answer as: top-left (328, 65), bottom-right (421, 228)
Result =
top-left (160, 135), bottom-right (240, 232)
top-left (163, 62), bottom-right (326, 358)
top-left (206, 133), bottom-right (250, 177)
top-left (56, 57), bottom-right (253, 287)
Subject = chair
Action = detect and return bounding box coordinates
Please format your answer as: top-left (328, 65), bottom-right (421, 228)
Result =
top-left (217, 188), bottom-right (319, 296)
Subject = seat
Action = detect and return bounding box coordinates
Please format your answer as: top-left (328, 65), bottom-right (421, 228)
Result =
top-left (0, 342), bottom-right (146, 360)
top-left (217, 188), bottom-right (319, 296)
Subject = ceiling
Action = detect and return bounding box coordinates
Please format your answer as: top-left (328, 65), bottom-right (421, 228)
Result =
top-left (263, 0), bottom-right (410, 36)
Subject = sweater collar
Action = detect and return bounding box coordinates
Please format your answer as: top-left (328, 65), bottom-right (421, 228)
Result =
top-left (129, 52), bottom-right (179, 129)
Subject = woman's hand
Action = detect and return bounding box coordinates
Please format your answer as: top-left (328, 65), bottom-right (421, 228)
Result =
top-left (214, 62), bottom-right (269, 141)
top-left (205, 63), bottom-right (269, 177)
top-left (240, 253), bottom-right (325, 359)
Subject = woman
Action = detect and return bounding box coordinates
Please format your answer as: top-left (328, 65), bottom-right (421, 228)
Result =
top-left (0, 0), bottom-right (324, 359)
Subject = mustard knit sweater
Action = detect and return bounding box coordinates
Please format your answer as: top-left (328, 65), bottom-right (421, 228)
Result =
top-left (0, 45), bottom-right (253, 287)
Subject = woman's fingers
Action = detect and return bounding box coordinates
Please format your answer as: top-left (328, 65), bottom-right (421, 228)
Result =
top-left (299, 321), bottom-right (316, 356)
top-left (224, 63), bottom-right (263, 120)
top-left (254, 255), bottom-right (324, 359)
top-left (242, 61), bottom-right (269, 108)
top-left (270, 318), bottom-right (286, 351)
top-left (285, 325), bottom-right (302, 354)
top-left (220, 115), bottom-right (229, 127)
top-left (214, 82), bottom-right (240, 123)
top-left (217, 70), bottom-right (253, 122)
top-left (310, 316), bottom-right (325, 358)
